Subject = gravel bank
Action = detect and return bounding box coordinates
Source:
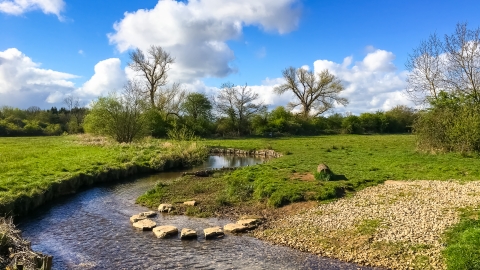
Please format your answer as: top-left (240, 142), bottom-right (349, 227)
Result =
top-left (255, 180), bottom-right (480, 269)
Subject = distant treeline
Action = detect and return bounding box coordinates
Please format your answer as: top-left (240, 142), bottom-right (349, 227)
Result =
top-left (0, 104), bottom-right (416, 137)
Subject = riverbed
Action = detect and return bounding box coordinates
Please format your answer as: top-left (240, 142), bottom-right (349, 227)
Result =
top-left (18, 156), bottom-right (373, 269)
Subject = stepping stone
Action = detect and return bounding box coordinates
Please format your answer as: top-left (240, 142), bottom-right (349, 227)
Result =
top-left (204, 226), bottom-right (224, 239)
top-left (184, 200), bottom-right (197, 206)
top-left (132, 219), bottom-right (156, 231)
top-left (158, 203), bottom-right (173, 212)
top-left (237, 219), bottom-right (261, 229)
top-left (224, 223), bottom-right (248, 233)
top-left (130, 214), bottom-right (147, 223)
top-left (180, 228), bottom-right (197, 240)
top-left (140, 211), bottom-right (157, 217)
top-left (153, 225), bottom-right (178, 238)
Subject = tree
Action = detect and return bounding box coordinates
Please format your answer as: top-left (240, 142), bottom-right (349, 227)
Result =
top-left (128, 45), bottom-right (175, 108)
top-left (406, 22), bottom-right (480, 104)
top-left (84, 81), bottom-right (149, 143)
top-left (216, 82), bottom-right (266, 135)
top-left (274, 67), bottom-right (348, 118)
top-left (180, 92), bottom-right (213, 136)
top-left (63, 95), bottom-right (86, 133)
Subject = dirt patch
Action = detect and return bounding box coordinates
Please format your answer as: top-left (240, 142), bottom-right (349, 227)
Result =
top-left (291, 173), bottom-right (315, 181)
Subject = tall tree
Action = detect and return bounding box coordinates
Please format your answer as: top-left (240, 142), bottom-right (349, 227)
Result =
top-left (128, 45), bottom-right (175, 108)
top-left (216, 82), bottom-right (266, 135)
top-left (181, 92), bottom-right (213, 121)
top-left (274, 67), bottom-right (348, 118)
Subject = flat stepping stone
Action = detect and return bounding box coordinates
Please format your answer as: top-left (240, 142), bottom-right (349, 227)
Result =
top-left (158, 203), bottom-right (173, 212)
top-left (132, 219), bottom-right (156, 231)
top-left (204, 226), bottom-right (224, 239)
top-left (237, 219), bottom-right (261, 229)
top-left (153, 225), bottom-right (178, 238)
top-left (140, 211), bottom-right (157, 217)
top-left (184, 200), bottom-right (197, 206)
top-left (224, 223), bottom-right (248, 233)
top-left (130, 214), bottom-right (147, 223)
top-left (180, 228), bottom-right (197, 239)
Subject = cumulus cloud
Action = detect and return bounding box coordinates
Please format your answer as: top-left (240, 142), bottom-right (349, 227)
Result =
top-left (0, 48), bottom-right (77, 108)
top-left (313, 49), bottom-right (413, 114)
top-left (108, 0), bottom-right (301, 83)
top-left (0, 0), bottom-right (65, 18)
top-left (75, 58), bottom-right (127, 98)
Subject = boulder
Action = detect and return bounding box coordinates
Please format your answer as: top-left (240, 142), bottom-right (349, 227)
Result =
top-left (140, 211), bottom-right (157, 218)
top-left (133, 219), bottom-right (156, 231)
top-left (184, 201), bottom-right (197, 206)
top-left (153, 225), bottom-right (178, 239)
top-left (130, 214), bottom-right (147, 223)
top-left (158, 203), bottom-right (173, 212)
top-left (204, 226), bottom-right (224, 239)
top-left (224, 223), bottom-right (248, 233)
top-left (180, 228), bottom-right (197, 239)
top-left (317, 163), bottom-right (331, 174)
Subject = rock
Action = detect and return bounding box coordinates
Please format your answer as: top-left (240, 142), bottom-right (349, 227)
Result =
top-left (224, 223), bottom-right (248, 233)
top-left (204, 226), bottom-right (224, 239)
top-left (130, 214), bottom-right (147, 223)
top-left (180, 228), bottom-right (197, 239)
top-left (184, 201), bottom-right (197, 206)
top-left (140, 211), bottom-right (157, 218)
top-left (317, 163), bottom-right (331, 174)
top-left (158, 203), bottom-right (173, 212)
top-left (132, 219), bottom-right (156, 231)
top-left (237, 218), bottom-right (261, 229)
top-left (153, 225), bottom-right (178, 238)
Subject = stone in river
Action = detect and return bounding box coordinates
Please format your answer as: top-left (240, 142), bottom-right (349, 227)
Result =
top-left (153, 225), bottom-right (178, 238)
top-left (130, 214), bottom-right (147, 223)
top-left (180, 228), bottom-right (197, 239)
top-left (204, 226), bottom-right (224, 239)
top-left (140, 211), bottom-right (157, 217)
top-left (224, 223), bottom-right (248, 233)
top-left (158, 204), bottom-right (173, 212)
top-left (133, 219), bottom-right (156, 231)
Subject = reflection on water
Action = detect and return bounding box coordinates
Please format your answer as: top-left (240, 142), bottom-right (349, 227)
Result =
top-left (19, 156), bottom-right (373, 270)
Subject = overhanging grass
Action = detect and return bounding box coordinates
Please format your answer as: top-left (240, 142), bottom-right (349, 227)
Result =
top-left (0, 136), bottom-right (208, 208)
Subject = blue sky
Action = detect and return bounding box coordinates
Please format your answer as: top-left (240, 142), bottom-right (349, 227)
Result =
top-left (1, 0), bottom-right (480, 114)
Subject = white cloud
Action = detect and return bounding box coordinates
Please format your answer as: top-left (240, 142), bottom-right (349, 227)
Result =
top-left (108, 0), bottom-right (301, 83)
top-left (75, 58), bottom-right (127, 98)
top-left (0, 0), bottom-right (65, 18)
top-left (0, 48), bottom-right (77, 108)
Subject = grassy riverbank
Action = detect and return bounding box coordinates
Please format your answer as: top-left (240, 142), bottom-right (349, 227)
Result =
top-left (137, 134), bottom-right (480, 269)
top-left (0, 135), bottom-right (208, 216)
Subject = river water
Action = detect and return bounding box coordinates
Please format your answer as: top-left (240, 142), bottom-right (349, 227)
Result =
top-left (19, 156), bottom-right (373, 270)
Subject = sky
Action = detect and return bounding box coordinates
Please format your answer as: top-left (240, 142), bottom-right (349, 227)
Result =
top-left (1, 0), bottom-right (480, 115)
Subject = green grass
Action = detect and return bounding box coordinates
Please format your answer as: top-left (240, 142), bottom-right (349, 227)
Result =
top-left (0, 135), bottom-right (208, 208)
top-left (443, 207), bottom-right (480, 269)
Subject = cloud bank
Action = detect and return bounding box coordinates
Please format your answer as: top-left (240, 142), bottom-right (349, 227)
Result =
top-left (0, 0), bottom-right (65, 17)
top-left (108, 0), bottom-right (301, 82)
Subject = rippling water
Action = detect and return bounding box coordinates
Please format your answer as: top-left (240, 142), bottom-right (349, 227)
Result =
top-left (19, 156), bottom-right (374, 270)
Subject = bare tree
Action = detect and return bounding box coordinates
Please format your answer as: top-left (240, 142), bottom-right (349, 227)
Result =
top-left (405, 33), bottom-right (445, 105)
top-left (64, 95), bottom-right (86, 133)
top-left (444, 23), bottom-right (480, 102)
top-left (156, 82), bottom-right (187, 119)
top-left (274, 67), bottom-right (348, 118)
top-left (216, 82), bottom-right (266, 135)
top-left (128, 45), bottom-right (175, 108)
top-left (406, 22), bottom-right (480, 104)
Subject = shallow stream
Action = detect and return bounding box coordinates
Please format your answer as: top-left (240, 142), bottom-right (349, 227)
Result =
top-left (19, 156), bottom-right (373, 269)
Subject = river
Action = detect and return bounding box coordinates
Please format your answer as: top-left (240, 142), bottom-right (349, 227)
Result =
top-left (18, 156), bottom-right (373, 270)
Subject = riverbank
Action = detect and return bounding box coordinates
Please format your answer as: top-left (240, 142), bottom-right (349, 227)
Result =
top-left (0, 135), bottom-right (209, 217)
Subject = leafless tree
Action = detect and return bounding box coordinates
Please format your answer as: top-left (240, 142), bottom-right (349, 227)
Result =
top-left (274, 67), bottom-right (348, 118)
top-left (156, 82), bottom-right (187, 119)
top-left (216, 82), bottom-right (266, 135)
top-left (406, 22), bottom-right (480, 104)
top-left (405, 33), bottom-right (445, 105)
top-left (128, 45), bottom-right (175, 108)
top-left (64, 95), bottom-right (86, 133)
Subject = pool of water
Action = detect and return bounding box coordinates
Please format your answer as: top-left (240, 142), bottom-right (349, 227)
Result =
top-left (19, 156), bottom-right (374, 270)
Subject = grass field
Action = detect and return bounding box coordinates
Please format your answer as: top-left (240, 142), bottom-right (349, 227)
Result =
top-left (0, 135), bottom-right (208, 209)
